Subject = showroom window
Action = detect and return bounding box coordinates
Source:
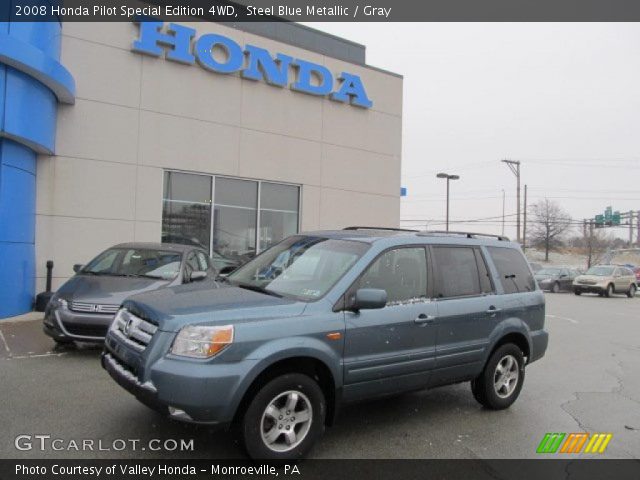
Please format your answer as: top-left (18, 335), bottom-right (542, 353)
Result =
top-left (162, 171), bottom-right (300, 260)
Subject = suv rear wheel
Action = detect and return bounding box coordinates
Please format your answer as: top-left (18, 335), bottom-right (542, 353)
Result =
top-left (471, 344), bottom-right (525, 410)
top-left (628, 284), bottom-right (637, 298)
top-left (241, 373), bottom-right (325, 460)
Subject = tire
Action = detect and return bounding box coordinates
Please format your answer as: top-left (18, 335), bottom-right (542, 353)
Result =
top-left (604, 284), bottom-right (614, 298)
top-left (551, 282), bottom-right (560, 294)
top-left (241, 373), bottom-right (326, 460)
top-left (628, 284), bottom-right (637, 298)
top-left (574, 289), bottom-right (582, 296)
top-left (471, 344), bottom-right (525, 410)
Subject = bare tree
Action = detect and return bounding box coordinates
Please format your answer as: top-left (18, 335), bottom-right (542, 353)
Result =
top-left (585, 227), bottom-right (614, 268)
top-left (529, 199), bottom-right (572, 261)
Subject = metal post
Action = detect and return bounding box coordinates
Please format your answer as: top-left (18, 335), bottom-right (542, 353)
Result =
top-left (436, 173), bottom-right (460, 233)
top-left (446, 178), bottom-right (450, 232)
top-left (630, 210), bottom-right (634, 247)
top-left (501, 189), bottom-right (505, 236)
top-left (523, 184), bottom-right (528, 251)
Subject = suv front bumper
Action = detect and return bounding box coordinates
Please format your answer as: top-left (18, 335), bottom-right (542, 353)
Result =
top-left (102, 332), bottom-right (259, 426)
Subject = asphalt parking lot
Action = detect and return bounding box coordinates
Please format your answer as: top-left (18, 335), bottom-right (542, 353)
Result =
top-left (1, 293), bottom-right (638, 460)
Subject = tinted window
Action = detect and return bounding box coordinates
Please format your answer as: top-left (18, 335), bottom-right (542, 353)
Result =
top-left (487, 247), bottom-right (536, 294)
top-left (359, 247), bottom-right (428, 304)
top-left (432, 247), bottom-right (482, 298)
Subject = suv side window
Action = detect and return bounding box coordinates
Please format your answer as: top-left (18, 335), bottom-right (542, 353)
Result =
top-left (432, 246), bottom-right (482, 298)
top-left (358, 247), bottom-right (427, 304)
top-left (487, 246), bottom-right (536, 294)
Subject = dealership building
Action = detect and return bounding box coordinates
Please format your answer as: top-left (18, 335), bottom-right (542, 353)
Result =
top-left (0, 19), bottom-right (403, 319)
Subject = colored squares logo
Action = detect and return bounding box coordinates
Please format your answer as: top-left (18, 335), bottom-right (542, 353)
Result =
top-left (537, 433), bottom-right (612, 454)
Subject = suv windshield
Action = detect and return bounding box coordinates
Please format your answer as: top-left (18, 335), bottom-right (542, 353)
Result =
top-left (585, 266), bottom-right (615, 276)
top-left (82, 248), bottom-right (183, 280)
top-left (227, 236), bottom-right (369, 301)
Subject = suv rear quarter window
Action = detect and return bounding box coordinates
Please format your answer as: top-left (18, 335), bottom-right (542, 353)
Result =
top-left (487, 246), bottom-right (536, 294)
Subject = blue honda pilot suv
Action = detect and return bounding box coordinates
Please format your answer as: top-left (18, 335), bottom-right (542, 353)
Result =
top-left (102, 228), bottom-right (548, 459)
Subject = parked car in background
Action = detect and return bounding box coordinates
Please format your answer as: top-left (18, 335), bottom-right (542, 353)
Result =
top-left (634, 266), bottom-right (640, 283)
top-left (573, 265), bottom-right (637, 298)
top-left (102, 229), bottom-right (547, 460)
top-left (43, 243), bottom-right (216, 344)
top-left (534, 267), bottom-right (578, 293)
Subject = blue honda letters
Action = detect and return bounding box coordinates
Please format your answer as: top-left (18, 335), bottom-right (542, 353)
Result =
top-left (132, 21), bottom-right (373, 108)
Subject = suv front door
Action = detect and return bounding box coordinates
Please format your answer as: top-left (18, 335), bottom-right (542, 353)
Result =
top-left (342, 246), bottom-right (438, 401)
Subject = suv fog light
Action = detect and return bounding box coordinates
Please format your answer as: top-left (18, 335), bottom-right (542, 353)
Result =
top-left (171, 325), bottom-right (234, 358)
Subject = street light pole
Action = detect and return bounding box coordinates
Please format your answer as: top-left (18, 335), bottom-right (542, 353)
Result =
top-left (501, 159), bottom-right (521, 243)
top-left (437, 173), bottom-right (460, 232)
top-left (501, 189), bottom-right (505, 236)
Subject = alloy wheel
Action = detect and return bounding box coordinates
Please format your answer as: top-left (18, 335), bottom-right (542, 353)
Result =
top-left (493, 355), bottom-right (519, 399)
top-left (260, 390), bottom-right (313, 452)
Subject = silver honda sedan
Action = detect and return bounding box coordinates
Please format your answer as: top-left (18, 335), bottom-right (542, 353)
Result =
top-left (43, 243), bottom-right (217, 344)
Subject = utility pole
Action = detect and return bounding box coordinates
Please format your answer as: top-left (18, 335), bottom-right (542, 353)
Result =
top-left (523, 184), bottom-right (528, 250)
top-left (630, 210), bottom-right (634, 247)
top-left (501, 189), bottom-right (506, 236)
top-left (501, 160), bottom-right (521, 243)
top-left (436, 173), bottom-right (460, 232)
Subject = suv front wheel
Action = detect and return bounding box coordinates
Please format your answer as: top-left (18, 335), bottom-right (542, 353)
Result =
top-left (471, 344), bottom-right (525, 410)
top-left (241, 373), bottom-right (326, 460)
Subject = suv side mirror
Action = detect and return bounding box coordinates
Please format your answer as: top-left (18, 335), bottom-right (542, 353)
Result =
top-left (73, 264), bottom-right (84, 273)
top-left (351, 288), bottom-right (387, 311)
top-left (190, 271), bottom-right (208, 282)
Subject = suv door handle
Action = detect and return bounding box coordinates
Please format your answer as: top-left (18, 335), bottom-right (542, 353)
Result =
top-left (486, 307), bottom-right (502, 315)
top-left (414, 314), bottom-right (436, 324)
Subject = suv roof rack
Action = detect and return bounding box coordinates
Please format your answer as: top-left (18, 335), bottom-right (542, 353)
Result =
top-left (418, 230), bottom-right (510, 241)
top-left (343, 226), bottom-right (420, 233)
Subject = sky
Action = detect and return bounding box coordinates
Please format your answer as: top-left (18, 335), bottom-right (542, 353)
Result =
top-left (305, 23), bottom-right (640, 240)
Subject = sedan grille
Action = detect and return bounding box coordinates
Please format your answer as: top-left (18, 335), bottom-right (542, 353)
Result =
top-left (578, 280), bottom-right (597, 285)
top-left (70, 302), bottom-right (120, 314)
top-left (110, 309), bottom-right (158, 352)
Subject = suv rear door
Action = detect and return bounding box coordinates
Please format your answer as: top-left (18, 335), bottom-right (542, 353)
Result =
top-left (429, 245), bottom-right (498, 386)
top-left (342, 246), bottom-right (438, 401)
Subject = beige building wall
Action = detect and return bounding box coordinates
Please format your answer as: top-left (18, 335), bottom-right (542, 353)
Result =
top-left (35, 22), bottom-right (403, 292)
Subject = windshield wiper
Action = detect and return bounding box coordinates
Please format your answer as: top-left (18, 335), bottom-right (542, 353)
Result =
top-left (236, 283), bottom-right (283, 298)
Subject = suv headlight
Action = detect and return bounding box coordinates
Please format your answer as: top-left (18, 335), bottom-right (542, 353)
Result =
top-left (171, 325), bottom-right (234, 358)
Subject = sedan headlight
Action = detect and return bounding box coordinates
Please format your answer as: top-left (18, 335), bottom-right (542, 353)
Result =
top-left (171, 325), bottom-right (234, 358)
top-left (50, 296), bottom-right (68, 310)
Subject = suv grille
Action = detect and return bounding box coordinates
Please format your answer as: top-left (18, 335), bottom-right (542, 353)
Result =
top-left (70, 302), bottom-right (120, 314)
top-left (110, 309), bottom-right (158, 352)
